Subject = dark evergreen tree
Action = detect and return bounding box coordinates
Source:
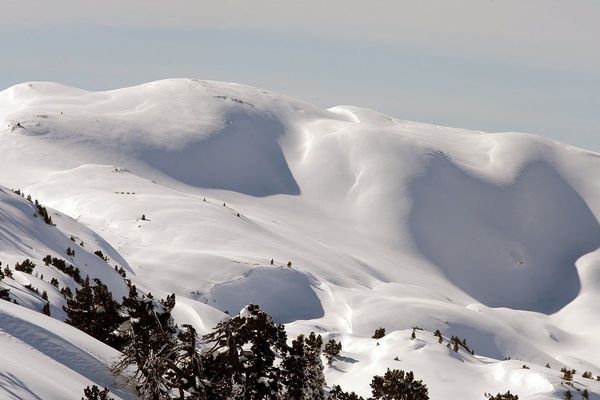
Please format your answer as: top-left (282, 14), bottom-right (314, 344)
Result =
top-left (565, 390), bottom-right (573, 400)
top-left (81, 385), bottom-right (114, 400)
top-left (36, 204), bottom-right (53, 225)
top-left (61, 286), bottom-right (73, 299)
top-left (372, 327), bottom-right (386, 339)
top-left (64, 276), bottom-right (96, 336)
top-left (370, 369), bottom-right (429, 400)
top-left (92, 279), bottom-right (126, 348)
top-left (329, 385), bottom-right (365, 400)
top-left (281, 334), bottom-right (307, 399)
top-left (15, 259), bottom-right (36, 274)
top-left (0, 287), bottom-right (10, 301)
top-left (112, 286), bottom-right (178, 399)
top-left (169, 325), bottom-right (207, 399)
top-left (324, 339), bottom-right (342, 366)
top-left (202, 304), bottom-right (287, 399)
top-left (42, 301), bottom-right (51, 316)
top-left (304, 332), bottom-right (326, 399)
top-left (485, 391), bottom-right (519, 399)
top-left (94, 250), bottom-right (108, 261)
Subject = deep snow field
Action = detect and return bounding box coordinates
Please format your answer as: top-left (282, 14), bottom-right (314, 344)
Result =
top-left (1, 79), bottom-right (600, 399)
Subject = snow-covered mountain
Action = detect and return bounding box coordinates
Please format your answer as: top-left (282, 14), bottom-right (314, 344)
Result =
top-left (1, 79), bottom-right (600, 399)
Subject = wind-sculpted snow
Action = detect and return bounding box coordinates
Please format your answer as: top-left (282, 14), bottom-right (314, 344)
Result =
top-left (410, 159), bottom-right (600, 313)
top-left (143, 111), bottom-right (300, 196)
top-left (1, 79), bottom-right (600, 398)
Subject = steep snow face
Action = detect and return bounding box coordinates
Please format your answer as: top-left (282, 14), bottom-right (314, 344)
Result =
top-left (2, 79), bottom-right (600, 398)
top-left (0, 186), bottom-right (131, 314)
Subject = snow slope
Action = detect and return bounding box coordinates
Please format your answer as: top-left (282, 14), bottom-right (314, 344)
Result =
top-left (2, 79), bottom-right (600, 398)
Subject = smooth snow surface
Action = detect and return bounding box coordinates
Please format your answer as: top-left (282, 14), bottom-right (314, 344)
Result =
top-left (206, 267), bottom-right (324, 323)
top-left (1, 79), bottom-right (600, 399)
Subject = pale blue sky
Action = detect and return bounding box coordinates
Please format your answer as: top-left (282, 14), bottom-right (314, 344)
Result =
top-left (1, 1), bottom-right (599, 151)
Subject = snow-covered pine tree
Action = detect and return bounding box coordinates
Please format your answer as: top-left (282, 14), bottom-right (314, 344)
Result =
top-left (91, 278), bottom-right (125, 348)
top-left (280, 334), bottom-right (308, 399)
top-left (304, 332), bottom-right (326, 399)
top-left (202, 304), bottom-right (287, 399)
top-left (370, 369), bottom-right (429, 400)
top-left (168, 324), bottom-right (207, 399)
top-left (112, 286), bottom-right (178, 399)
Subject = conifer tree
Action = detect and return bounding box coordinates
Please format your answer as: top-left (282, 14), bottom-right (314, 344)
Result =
top-left (92, 279), bottom-right (126, 348)
top-left (42, 301), bottom-right (51, 316)
top-left (485, 390), bottom-right (519, 400)
top-left (329, 385), bottom-right (365, 400)
top-left (304, 332), bottom-right (326, 399)
top-left (169, 324), bottom-right (207, 399)
top-left (81, 385), bottom-right (114, 400)
top-left (324, 339), bottom-right (342, 366)
top-left (281, 334), bottom-right (308, 399)
top-left (202, 304), bottom-right (287, 399)
top-left (0, 286), bottom-right (10, 301)
top-left (112, 286), bottom-right (178, 399)
top-left (63, 276), bottom-right (96, 336)
top-left (370, 369), bottom-right (429, 400)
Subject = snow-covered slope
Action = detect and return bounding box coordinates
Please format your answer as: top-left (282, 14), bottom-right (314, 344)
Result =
top-left (0, 185), bottom-right (135, 399)
top-left (2, 79), bottom-right (600, 399)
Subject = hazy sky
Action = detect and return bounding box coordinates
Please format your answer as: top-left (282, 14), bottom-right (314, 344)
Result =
top-left (2, 0), bottom-right (599, 151)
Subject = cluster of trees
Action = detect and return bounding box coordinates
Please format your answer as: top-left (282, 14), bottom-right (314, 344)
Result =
top-left (64, 282), bottom-right (429, 400)
top-left (15, 258), bottom-right (36, 274)
top-left (12, 189), bottom-right (54, 225)
top-left (43, 254), bottom-right (83, 284)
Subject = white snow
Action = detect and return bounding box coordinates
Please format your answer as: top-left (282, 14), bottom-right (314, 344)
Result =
top-left (1, 78), bottom-right (600, 398)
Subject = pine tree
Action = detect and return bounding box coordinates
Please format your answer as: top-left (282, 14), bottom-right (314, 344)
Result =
top-left (281, 334), bottom-right (307, 399)
top-left (304, 332), bottom-right (326, 399)
top-left (81, 385), bottom-right (114, 400)
top-left (92, 279), bottom-right (126, 348)
top-left (15, 259), bottom-right (36, 274)
top-left (372, 327), bottom-right (385, 339)
top-left (565, 390), bottom-right (573, 400)
top-left (112, 286), bottom-right (178, 399)
top-left (324, 339), bottom-right (342, 366)
top-left (329, 385), bottom-right (365, 400)
top-left (202, 304), bottom-right (287, 399)
top-left (64, 276), bottom-right (96, 335)
top-left (486, 392), bottom-right (518, 400)
top-left (0, 287), bottom-right (10, 301)
top-left (169, 324), bottom-right (207, 399)
top-left (42, 302), bottom-right (51, 316)
top-left (370, 369), bottom-right (429, 400)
